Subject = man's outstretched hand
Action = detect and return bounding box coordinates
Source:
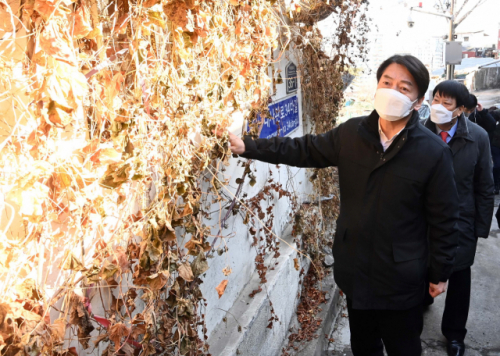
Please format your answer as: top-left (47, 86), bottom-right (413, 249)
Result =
top-left (429, 281), bottom-right (447, 298)
top-left (228, 132), bottom-right (245, 155)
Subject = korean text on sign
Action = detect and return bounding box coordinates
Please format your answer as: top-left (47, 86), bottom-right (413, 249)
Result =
top-left (259, 95), bottom-right (300, 139)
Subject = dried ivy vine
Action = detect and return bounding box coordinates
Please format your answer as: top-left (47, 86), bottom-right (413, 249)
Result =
top-left (0, 0), bottom-right (368, 355)
top-left (283, 1), bottom-right (370, 354)
top-left (0, 0), bottom-right (286, 354)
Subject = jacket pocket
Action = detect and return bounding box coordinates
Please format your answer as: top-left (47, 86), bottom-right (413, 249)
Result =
top-left (392, 241), bottom-right (427, 288)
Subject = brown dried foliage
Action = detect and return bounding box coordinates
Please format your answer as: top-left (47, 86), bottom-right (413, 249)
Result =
top-left (0, 0), bottom-right (368, 354)
top-left (0, 0), bottom-right (284, 354)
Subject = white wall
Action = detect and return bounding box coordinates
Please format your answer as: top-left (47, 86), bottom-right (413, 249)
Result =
top-left (201, 48), bottom-right (313, 337)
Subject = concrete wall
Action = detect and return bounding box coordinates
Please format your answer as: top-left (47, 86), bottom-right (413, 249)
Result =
top-left (474, 66), bottom-right (500, 91)
top-left (202, 48), bottom-right (313, 338)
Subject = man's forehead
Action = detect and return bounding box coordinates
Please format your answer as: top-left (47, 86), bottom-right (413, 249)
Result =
top-left (382, 74), bottom-right (414, 87)
top-left (382, 64), bottom-right (416, 86)
top-left (434, 92), bottom-right (455, 100)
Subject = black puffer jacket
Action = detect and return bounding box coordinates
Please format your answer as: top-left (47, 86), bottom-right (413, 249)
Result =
top-left (241, 110), bottom-right (459, 310)
top-left (423, 115), bottom-right (494, 271)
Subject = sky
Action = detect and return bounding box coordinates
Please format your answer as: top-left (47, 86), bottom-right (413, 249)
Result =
top-left (367, 0), bottom-right (499, 47)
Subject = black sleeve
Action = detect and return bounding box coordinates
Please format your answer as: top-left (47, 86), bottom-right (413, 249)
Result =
top-left (240, 125), bottom-right (342, 168)
top-left (425, 148), bottom-right (460, 284)
top-left (474, 133), bottom-right (494, 238)
top-left (477, 109), bottom-right (496, 133)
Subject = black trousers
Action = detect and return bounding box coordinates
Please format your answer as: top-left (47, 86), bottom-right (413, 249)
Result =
top-left (424, 267), bottom-right (471, 342)
top-left (441, 267), bottom-right (471, 342)
top-left (346, 298), bottom-right (423, 356)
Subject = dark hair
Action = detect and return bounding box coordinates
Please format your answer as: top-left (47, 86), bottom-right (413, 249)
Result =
top-left (489, 106), bottom-right (498, 112)
top-left (432, 81), bottom-right (469, 107)
top-left (377, 55), bottom-right (430, 98)
top-left (464, 94), bottom-right (478, 110)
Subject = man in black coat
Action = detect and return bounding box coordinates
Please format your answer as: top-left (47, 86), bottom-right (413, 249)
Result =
top-left (423, 81), bottom-right (494, 356)
top-left (227, 55), bottom-right (459, 356)
top-left (464, 94), bottom-right (496, 137)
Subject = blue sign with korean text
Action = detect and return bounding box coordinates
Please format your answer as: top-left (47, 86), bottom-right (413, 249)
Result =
top-left (259, 95), bottom-right (300, 139)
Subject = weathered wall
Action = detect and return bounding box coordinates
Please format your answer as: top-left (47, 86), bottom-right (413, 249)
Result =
top-left (474, 66), bottom-right (500, 91)
top-left (202, 48), bottom-right (313, 338)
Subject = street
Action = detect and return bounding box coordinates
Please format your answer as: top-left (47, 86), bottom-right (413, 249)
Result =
top-left (326, 200), bottom-right (500, 356)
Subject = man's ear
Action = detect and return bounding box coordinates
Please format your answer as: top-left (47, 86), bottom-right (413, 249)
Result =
top-left (456, 105), bottom-right (465, 116)
top-left (413, 96), bottom-right (425, 111)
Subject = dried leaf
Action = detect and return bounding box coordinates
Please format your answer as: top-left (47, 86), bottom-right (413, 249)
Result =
top-left (109, 322), bottom-right (129, 347)
top-left (147, 11), bottom-right (166, 29)
top-left (163, 0), bottom-right (188, 29)
top-left (215, 280), bottom-right (228, 299)
top-left (91, 147), bottom-right (122, 165)
top-left (100, 261), bottom-right (119, 280)
top-left (146, 270), bottom-right (169, 291)
top-left (48, 100), bottom-right (73, 127)
top-left (51, 318), bottom-right (66, 342)
top-left (184, 237), bottom-right (201, 252)
top-left (73, 5), bottom-right (92, 39)
top-left (33, 0), bottom-right (59, 20)
top-left (39, 21), bottom-right (76, 65)
top-left (69, 294), bottom-right (94, 348)
top-left (60, 251), bottom-right (86, 271)
top-left (191, 252), bottom-right (208, 277)
top-left (178, 262), bottom-right (194, 282)
top-left (14, 279), bottom-right (42, 300)
top-left (18, 182), bottom-right (50, 222)
top-left (163, 229), bottom-right (176, 241)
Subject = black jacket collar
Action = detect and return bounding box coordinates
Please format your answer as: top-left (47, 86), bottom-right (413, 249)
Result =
top-left (358, 109), bottom-right (421, 150)
top-left (423, 114), bottom-right (473, 142)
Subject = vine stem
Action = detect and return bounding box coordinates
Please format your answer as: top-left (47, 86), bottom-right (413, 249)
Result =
top-left (207, 160), bottom-right (252, 256)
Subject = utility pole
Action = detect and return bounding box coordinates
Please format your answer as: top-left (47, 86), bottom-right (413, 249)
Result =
top-left (410, 0), bottom-right (489, 80)
top-left (409, 3), bottom-right (455, 78)
top-left (446, 0), bottom-right (456, 80)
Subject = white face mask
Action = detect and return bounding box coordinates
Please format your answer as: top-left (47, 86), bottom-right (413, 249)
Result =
top-left (374, 88), bottom-right (418, 122)
top-left (430, 104), bottom-right (459, 124)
